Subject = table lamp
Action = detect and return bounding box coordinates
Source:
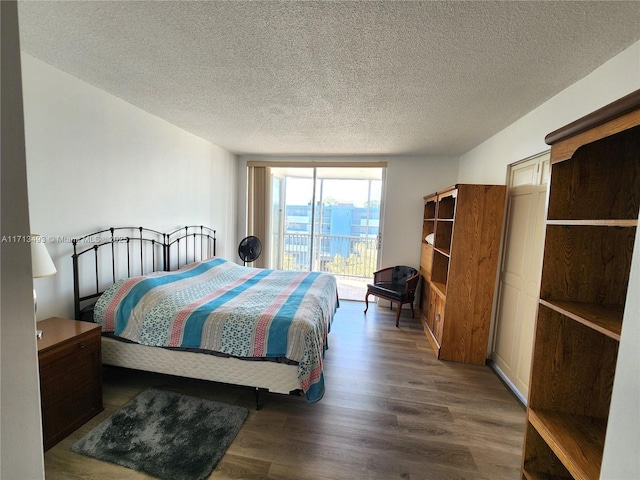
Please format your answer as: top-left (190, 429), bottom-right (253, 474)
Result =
top-left (31, 235), bottom-right (57, 338)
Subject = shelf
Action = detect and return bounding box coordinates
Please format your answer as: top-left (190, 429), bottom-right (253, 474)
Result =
top-left (539, 300), bottom-right (623, 340)
top-left (546, 125), bottom-right (640, 221)
top-left (420, 184), bottom-right (507, 365)
top-left (541, 225), bottom-right (636, 307)
top-left (530, 304), bottom-right (619, 416)
top-left (424, 198), bottom-right (436, 220)
top-left (435, 219), bottom-right (453, 253)
top-left (546, 219), bottom-right (637, 227)
top-left (437, 194), bottom-right (456, 219)
top-left (431, 250), bottom-right (449, 287)
top-left (523, 93), bottom-right (640, 480)
top-left (431, 281), bottom-right (446, 297)
top-left (523, 421), bottom-right (574, 479)
top-left (528, 409), bottom-right (606, 480)
top-left (523, 470), bottom-right (571, 480)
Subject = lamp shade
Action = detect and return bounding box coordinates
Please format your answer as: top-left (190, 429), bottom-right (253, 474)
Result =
top-left (31, 235), bottom-right (57, 278)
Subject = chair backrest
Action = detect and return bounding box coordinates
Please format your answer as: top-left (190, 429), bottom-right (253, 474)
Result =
top-left (392, 266), bottom-right (418, 286)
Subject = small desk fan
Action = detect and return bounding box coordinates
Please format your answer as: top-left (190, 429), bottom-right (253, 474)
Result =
top-left (238, 236), bottom-right (262, 265)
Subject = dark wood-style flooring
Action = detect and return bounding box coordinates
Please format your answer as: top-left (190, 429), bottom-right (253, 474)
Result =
top-left (44, 300), bottom-right (525, 479)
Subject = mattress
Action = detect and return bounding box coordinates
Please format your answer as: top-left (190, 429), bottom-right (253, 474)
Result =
top-left (94, 257), bottom-right (338, 402)
top-left (101, 336), bottom-right (302, 395)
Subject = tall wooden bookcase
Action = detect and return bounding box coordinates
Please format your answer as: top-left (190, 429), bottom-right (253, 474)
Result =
top-left (521, 90), bottom-right (640, 479)
top-left (419, 184), bottom-right (506, 365)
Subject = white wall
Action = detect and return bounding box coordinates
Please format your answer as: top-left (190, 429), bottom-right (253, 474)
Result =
top-left (1, 2), bottom-right (45, 477)
top-left (458, 41), bottom-right (640, 185)
top-left (236, 155), bottom-right (459, 272)
top-left (380, 156), bottom-right (459, 268)
top-left (21, 54), bottom-right (238, 321)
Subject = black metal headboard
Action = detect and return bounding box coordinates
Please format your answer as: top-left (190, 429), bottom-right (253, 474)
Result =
top-left (72, 226), bottom-right (216, 321)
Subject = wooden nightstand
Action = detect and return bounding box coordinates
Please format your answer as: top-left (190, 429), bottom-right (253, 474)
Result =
top-left (37, 317), bottom-right (103, 451)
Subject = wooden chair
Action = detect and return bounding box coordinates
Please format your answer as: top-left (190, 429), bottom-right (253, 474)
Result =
top-left (364, 266), bottom-right (419, 327)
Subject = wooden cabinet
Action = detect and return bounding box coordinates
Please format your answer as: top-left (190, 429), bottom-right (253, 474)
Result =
top-left (521, 90), bottom-right (640, 480)
top-left (419, 184), bottom-right (506, 365)
top-left (37, 317), bottom-right (103, 451)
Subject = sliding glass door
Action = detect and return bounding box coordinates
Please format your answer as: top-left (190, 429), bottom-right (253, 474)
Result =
top-left (271, 168), bottom-right (315, 271)
top-left (269, 166), bottom-right (384, 300)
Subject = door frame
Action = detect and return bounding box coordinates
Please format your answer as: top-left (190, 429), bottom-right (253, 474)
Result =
top-left (487, 151), bottom-right (550, 405)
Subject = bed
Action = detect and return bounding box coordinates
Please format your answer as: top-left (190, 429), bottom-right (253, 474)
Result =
top-left (72, 226), bottom-right (338, 406)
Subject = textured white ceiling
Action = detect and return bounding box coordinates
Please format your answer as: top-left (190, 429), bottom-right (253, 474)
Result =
top-left (17, 1), bottom-right (640, 156)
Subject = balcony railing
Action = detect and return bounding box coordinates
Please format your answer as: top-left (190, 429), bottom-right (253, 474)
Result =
top-left (281, 233), bottom-right (378, 279)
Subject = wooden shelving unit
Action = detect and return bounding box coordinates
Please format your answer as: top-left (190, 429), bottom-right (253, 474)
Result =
top-left (419, 184), bottom-right (506, 365)
top-left (521, 90), bottom-right (640, 480)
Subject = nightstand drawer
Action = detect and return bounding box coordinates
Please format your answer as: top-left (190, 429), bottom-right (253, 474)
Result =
top-left (39, 330), bottom-right (100, 365)
top-left (37, 318), bottom-right (103, 451)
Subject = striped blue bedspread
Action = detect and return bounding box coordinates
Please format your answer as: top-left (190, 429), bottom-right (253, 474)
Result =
top-left (93, 257), bottom-right (338, 403)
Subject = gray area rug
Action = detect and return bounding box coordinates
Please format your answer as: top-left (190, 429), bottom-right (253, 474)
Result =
top-left (72, 388), bottom-right (249, 480)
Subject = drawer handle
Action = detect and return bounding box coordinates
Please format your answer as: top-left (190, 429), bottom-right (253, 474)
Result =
top-left (79, 343), bottom-right (86, 349)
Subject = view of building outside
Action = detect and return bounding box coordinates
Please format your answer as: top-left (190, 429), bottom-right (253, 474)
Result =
top-left (270, 168), bottom-right (383, 300)
top-left (282, 203), bottom-right (380, 278)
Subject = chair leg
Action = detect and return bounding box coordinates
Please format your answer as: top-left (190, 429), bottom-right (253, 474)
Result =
top-left (410, 302), bottom-right (415, 318)
top-left (364, 293), bottom-right (369, 314)
top-left (395, 303), bottom-right (401, 327)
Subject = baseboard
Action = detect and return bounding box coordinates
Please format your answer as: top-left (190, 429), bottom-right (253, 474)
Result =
top-left (487, 360), bottom-right (527, 407)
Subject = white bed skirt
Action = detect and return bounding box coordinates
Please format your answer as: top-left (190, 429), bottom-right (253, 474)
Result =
top-left (101, 336), bottom-right (302, 395)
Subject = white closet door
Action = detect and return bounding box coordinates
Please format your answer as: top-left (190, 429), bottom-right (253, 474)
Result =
top-left (490, 154), bottom-right (548, 402)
